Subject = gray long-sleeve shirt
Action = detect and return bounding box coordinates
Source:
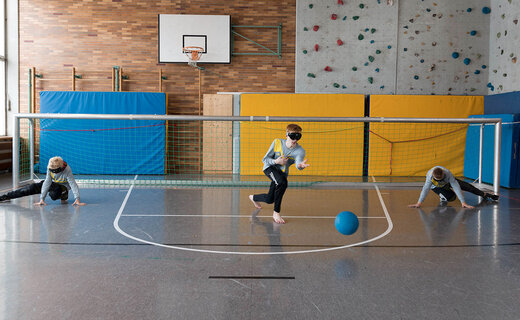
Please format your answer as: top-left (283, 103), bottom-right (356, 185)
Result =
top-left (40, 165), bottom-right (81, 201)
top-left (418, 166), bottom-right (465, 204)
top-left (262, 139), bottom-right (306, 175)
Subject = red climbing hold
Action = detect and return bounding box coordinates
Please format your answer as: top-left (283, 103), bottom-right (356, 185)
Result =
top-left (324, 66), bottom-right (332, 72)
top-left (313, 25), bottom-right (319, 31)
top-left (331, 14), bottom-right (337, 20)
top-left (315, 44), bottom-right (319, 51)
top-left (337, 39), bottom-right (344, 46)
top-left (338, 0), bottom-right (344, 5)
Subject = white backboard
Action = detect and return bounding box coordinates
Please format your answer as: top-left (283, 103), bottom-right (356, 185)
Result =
top-left (158, 14), bottom-right (231, 64)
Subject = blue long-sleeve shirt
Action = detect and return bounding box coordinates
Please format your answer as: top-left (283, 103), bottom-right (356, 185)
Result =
top-left (40, 165), bottom-right (80, 201)
top-left (262, 139), bottom-right (306, 175)
top-left (418, 166), bottom-right (465, 204)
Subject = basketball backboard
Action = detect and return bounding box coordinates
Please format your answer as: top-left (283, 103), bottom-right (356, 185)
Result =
top-left (158, 14), bottom-right (231, 64)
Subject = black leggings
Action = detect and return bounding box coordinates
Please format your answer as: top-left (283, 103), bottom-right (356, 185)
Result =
top-left (432, 179), bottom-right (486, 202)
top-left (2, 181), bottom-right (68, 201)
top-left (253, 166), bottom-right (288, 213)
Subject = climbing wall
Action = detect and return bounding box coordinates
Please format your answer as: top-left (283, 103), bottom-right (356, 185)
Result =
top-left (488, 0), bottom-right (520, 94)
top-left (296, 0), bottom-right (492, 95)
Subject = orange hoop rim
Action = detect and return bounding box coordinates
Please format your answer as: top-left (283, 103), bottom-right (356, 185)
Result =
top-left (182, 46), bottom-right (204, 61)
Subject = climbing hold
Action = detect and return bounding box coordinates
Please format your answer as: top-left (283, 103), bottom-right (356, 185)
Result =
top-left (370, 40), bottom-right (375, 44)
top-left (342, 85), bottom-right (347, 89)
top-left (376, 50), bottom-right (381, 54)
top-left (420, 59), bottom-right (424, 63)
top-left (474, 70), bottom-right (481, 74)
top-left (309, 4), bottom-right (313, 8)
top-left (364, 62), bottom-right (369, 66)
top-left (380, 85), bottom-right (385, 89)
top-left (352, 67), bottom-right (358, 71)
top-left (414, 75), bottom-right (419, 80)
top-left (387, 45), bottom-right (392, 49)
top-left (371, 28), bottom-right (376, 33)
top-left (467, 8), bottom-right (472, 12)
top-left (353, 16), bottom-right (360, 20)
top-left (338, 0), bottom-right (344, 5)
top-left (343, 16), bottom-right (347, 20)
top-left (404, 48), bottom-right (408, 51)
top-left (303, 50), bottom-right (308, 54)
top-left (331, 14), bottom-right (337, 20)
top-left (359, 4), bottom-right (365, 9)
top-left (303, 27), bottom-right (308, 31)
top-left (307, 73), bottom-right (316, 78)
top-left (464, 58), bottom-right (471, 65)
top-left (314, 44), bottom-right (319, 51)
top-left (482, 65), bottom-right (487, 69)
top-left (482, 7), bottom-right (491, 14)
top-left (368, 55), bottom-right (375, 62)
top-left (375, 68), bottom-right (380, 72)
top-left (358, 34), bottom-right (364, 40)
top-left (313, 25), bottom-right (319, 31)
top-left (337, 39), bottom-right (344, 46)
top-left (368, 77), bottom-right (374, 84)
top-left (324, 66), bottom-right (332, 72)
top-left (470, 30), bottom-right (477, 36)
top-left (333, 83), bottom-right (340, 88)
top-left (452, 52), bottom-right (459, 58)
top-left (513, 57), bottom-right (517, 64)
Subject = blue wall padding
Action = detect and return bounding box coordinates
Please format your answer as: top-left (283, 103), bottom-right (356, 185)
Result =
top-left (464, 114), bottom-right (520, 188)
top-left (484, 91), bottom-right (520, 114)
top-left (39, 91), bottom-right (166, 174)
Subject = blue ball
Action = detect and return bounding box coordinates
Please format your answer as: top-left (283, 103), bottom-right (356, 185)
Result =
top-left (335, 211), bottom-right (359, 235)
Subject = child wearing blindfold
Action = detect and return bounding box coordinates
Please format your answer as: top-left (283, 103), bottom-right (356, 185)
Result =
top-left (0, 156), bottom-right (85, 206)
top-left (249, 124), bottom-right (310, 224)
top-left (408, 166), bottom-right (498, 209)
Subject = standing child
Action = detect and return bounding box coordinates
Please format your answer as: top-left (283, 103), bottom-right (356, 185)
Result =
top-left (249, 124), bottom-right (310, 224)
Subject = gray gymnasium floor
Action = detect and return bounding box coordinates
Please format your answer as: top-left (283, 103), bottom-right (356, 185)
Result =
top-left (1, 179), bottom-right (520, 319)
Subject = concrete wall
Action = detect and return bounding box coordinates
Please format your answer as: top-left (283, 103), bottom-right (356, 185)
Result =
top-left (296, 0), bottom-right (491, 95)
top-left (488, 0), bottom-right (520, 94)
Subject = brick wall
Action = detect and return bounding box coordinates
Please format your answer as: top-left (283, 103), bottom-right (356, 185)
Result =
top-left (19, 0), bottom-right (296, 114)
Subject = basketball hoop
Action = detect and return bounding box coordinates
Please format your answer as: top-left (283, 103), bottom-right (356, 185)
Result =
top-left (183, 46), bottom-right (204, 68)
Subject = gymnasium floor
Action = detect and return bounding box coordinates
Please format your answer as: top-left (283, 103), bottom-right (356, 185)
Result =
top-left (1, 181), bottom-right (520, 319)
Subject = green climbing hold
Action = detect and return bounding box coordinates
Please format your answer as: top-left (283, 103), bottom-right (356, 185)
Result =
top-left (309, 4), bottom-right (313, 8)
top-left (304, 27), bottom-right (308, 31)
top-left (371, 28), bottom-right (376, 33)
top-left (359, 4), bottom-right (365, 9)
top-left (353, 16), bottom-right (360, 20)
top-left (307, 73), bottom-right (316, 78)
top-left (358, 34), bottom-right (364, 40)
top-left (352, 67), bottom-right (358, 71)
top-left (376, 50), bottom-right (381, 54)
top-left (368, 55), bottom-right (375, 62)
top-left (368, 77), bottom-right (374, 84)
top-left (333, 83), bottom-right (340, 88)
top-left (303, 50), bottom-right (308, 54)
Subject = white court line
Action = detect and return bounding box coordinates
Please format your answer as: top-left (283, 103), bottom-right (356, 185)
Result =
top-left (113, 177), bottom-right (394, 255)
top-left (121, 214), bottom-right (386, 219)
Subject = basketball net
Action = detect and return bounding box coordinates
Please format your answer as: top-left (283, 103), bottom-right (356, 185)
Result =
top-left (183, 46), bottom-right (204, 68)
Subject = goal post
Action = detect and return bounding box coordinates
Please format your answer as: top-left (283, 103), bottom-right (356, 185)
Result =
top-left (12, 113), bottom-right (501, 193)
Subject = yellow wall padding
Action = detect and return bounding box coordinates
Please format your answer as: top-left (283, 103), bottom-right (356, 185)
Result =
top-left (368, 95), bottom-right (484, 176)
top-left (240, 94), bottom-right (365, 176)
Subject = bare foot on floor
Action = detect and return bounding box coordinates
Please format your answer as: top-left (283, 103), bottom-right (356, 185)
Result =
top-left (273, 211), bottom-right (285, 224)
top-left (249, 195), bottom-right (262, 209)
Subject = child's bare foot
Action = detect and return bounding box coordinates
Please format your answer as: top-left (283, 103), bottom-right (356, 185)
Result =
top-left (249, 195), bottom-right (262, 209)
top-left (273, 211), bottom-right (285, 224)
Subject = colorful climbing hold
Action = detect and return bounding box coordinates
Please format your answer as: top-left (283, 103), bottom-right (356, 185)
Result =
top-left (370, 40), bottom-right (375, 44)
top-left (467, 8), bottom-right (472, 12)
top-left (375, 68), bottom-right (380, 72)
top-left (414, 75), bottom-right (419, 80)
top-left (303, 27), bottom-right (308, 31)
top-left (359, 4), bottom-right (365, 9)
top-left (371, 28), bottom-right (376, 34)
top-left (368, 56), bottom-right (375, 62)
top-left (337, 39), bottom-right (344, 46)
top-left (376, 50), bottom-right (381, 54)
top-left (420, 59), bottom-right (424, 63)
top-left (333, 83), bottom-right (340, 88)
top-left (387, 45), bottom-right (392, 49)
top-left (309, 4), bottom-right (313, 8)
top-left (338, 0), bottom-right (344, 5)
top-left (474, 70), bottom-right (481, 74)
top-left (358, 34), bottom-right (364, 40)
top-left (482, 7), bottom-right (491, 14)
top-left (353, 16), bottom-right (360, 20)
top-left (303, 50), bottom-right (308, 54)
top-left (470, 30), bottom-right (477, 36)
top-left (368, 77), bottom-right (374, 84)
top-left (324, 66), bottom-right (332, 72)
top-left (464, 58), bottom-right (471, 65)
top-left (314, 44), bottom-right (319, 51)
top-left (343, 16), bottom-right (347, 20)
top-left (331, 14), bottom-right (337, 20)
top-left (352, 67), bottom-right (358, 71)
top-left (452, 52), bottom-right (459, 58)
top-left (307, 73), bottom-right (316, 78)
top-left (313, 25), bottom-right (319, 31)
top-left (482, 65), bottom-right (487, 69)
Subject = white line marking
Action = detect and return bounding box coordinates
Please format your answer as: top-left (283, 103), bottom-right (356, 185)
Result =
top-left (113, 177), bottom-right (394, 255)
top-left (121, 214), bottom-right (386, 219)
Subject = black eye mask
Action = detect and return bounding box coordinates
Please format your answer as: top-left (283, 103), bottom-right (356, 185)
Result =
top-left (287, 132), bottom-right (302, 141)
top-left (49, 167), bottom-right (64, 174)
